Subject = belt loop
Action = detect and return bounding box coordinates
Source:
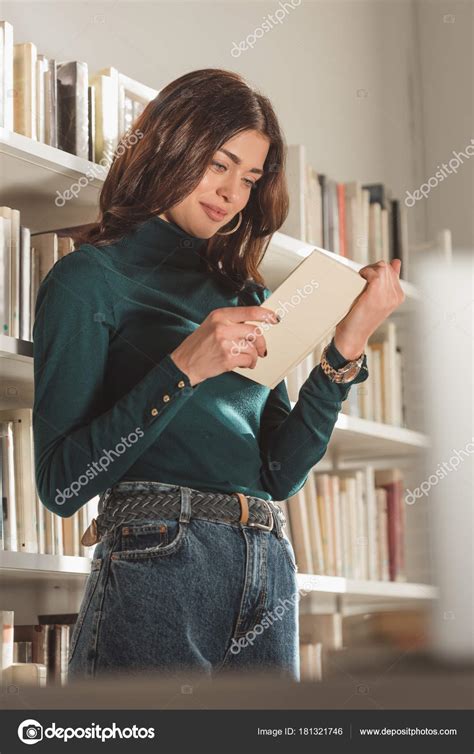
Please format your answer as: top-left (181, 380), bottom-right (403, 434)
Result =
top-left (179, 486), bottom-right (192, 524)
top-left (233, 493), bottom-right (249, 525)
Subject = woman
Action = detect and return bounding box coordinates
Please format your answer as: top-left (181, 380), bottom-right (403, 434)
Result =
top-left (33, 68), bottom-right (404, 684)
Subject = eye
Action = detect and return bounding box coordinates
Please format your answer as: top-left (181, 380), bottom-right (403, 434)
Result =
top-left (211, 161), bottom-right (257, 190)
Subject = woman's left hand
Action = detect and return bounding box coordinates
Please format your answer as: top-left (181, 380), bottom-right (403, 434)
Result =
top-left (334, 259), bottom-right (406, 360)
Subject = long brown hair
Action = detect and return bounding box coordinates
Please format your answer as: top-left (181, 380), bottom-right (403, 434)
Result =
top-left (75, 68), bottom-right (289, 292)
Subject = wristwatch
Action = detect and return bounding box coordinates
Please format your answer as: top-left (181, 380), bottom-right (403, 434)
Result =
top-left (320, 342), bottom-right (366, 384)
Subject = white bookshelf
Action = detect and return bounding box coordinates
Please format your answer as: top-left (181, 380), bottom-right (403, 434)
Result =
top-left (1, 134), bottom-right (436, 631)
top-left (0, 127), bottom-right (101, 231)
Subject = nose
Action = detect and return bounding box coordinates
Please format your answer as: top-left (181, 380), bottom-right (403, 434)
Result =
top-left (217, 170), bottom-right (241, 204)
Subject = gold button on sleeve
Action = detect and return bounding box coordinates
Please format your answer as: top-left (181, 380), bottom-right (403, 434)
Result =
top-left (150, 407), bottom-right (159, 416)
top-left (162, 394), bottom-right (170, 402)
top-left (177, 380), bottom-right (186, 388)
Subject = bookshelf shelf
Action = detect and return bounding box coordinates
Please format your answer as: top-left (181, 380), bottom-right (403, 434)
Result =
top-left (0, 127), bottom-right (102, 232)
top-left (296, 573), bottom-right (437, 601)
top-left (0, 334), bottom-right (34, 408)
top-left (0, 551), bottom-right (92, 584)
top-left (300, 409), bottom-right (429, 461)
top-left (0, 552), bottom-right (437, 604)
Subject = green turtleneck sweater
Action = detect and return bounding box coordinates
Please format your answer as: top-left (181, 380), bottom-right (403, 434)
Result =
top-left (32, 215), bottom-right (369, 517)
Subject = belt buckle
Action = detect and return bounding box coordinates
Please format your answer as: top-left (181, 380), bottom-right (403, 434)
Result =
top-left (247, 499), bottom-right (274, 532)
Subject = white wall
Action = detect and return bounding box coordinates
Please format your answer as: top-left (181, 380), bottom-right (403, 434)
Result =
top-left (5, 0), bottom-right (430, 246)
top-left (414, 0), bottom-right (474, 251)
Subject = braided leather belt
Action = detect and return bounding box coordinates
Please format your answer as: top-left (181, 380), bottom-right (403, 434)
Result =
top-left (80, 482), bottom-right (286, 546)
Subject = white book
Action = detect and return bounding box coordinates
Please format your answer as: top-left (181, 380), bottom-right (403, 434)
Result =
top-left (44, 507), bottom-right (55, 555)
top-left (19, 225), bottom-right (31, 341)
top-left (360, 188), bottom-right (370, 264)
top-left (0, 207), bottom-right (20, 338)
top-left (330, 475), bottom-right (344, 577)
top-left (0, 421), bottom-right (17, 550)
top-left (354, 470), bottom-right (367, 579)
top-left (54, 512), bottom-right (64, 555)
top-left (0, 22), bottom-right (14, 130)
top-left (0, 216), bottom-right (11, 336)
top-left (370, 347), bottom-right (383, 423)
top-left (0, 409), bottom-right (37, 552)
top-left (13, 42), bottom-right (37, 139)
top-left (339, 489), bottom-right (350, 578)
top-left (29, 232), bottom-right (58, 285)
top-left (10, 662), bottom-right (47, 687)
top-left (281, 144), bottom-right (307, 241)
top-left (232, 246), bottom-right (366, 388)
top-left (381, 207), bottom-right (390, 262)
top-left (36, 57), bottom-right (46, 143)
top-left (370, 321), bottom-right (400, 425)
top-left (340, 476), bottom-right (357, 579)
top-left (376, 487), bottom-right (390, 581)
top-left (303, 473), bottom-right (324, 574)
top-left (0, 610), bottom-right (14, 683)
top-left (364, 464), bottom-right (378, 581)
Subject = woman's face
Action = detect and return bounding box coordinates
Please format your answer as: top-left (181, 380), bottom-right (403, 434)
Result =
top-left (159, 129), bottom-right (270, 238)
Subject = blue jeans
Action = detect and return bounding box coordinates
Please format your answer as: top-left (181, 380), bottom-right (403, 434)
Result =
top-left (67, 482), bottom-right (300, 683)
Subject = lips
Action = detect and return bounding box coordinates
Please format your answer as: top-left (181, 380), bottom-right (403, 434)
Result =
top-left (200, 202), bottom-right (228, 221)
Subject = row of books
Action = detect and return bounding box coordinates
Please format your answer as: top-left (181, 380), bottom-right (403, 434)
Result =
top-left (1, 19), bottom-right (157, 162)
top-left (0, 604), bottom-right (428, 688)
top-left (1, 609), bottom-right (77, 687)
top-left (286, 320), bottom-right (406, 427)
top-left (0, 205), bottom-right (75, 339)
top-left (280, 466), bottom-right (407, 581)
top-left (0, 408), bottom-right (97, 556)
top-left (281, 144), bottom-right (409, 275)
top-left (1, 405), bottom-right (407, 577)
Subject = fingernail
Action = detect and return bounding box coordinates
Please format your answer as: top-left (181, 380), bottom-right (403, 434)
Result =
top-left (275, 314), bottom-right (281, 323)
top-left (264, 349), bottom-right (268, 357)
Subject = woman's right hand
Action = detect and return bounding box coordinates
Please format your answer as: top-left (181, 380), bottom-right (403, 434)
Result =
top-left (169, 306), bottom-right (280, 386)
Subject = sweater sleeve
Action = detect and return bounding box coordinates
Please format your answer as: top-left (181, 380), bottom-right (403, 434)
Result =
top-left (32, 249), bottom-right (196, 517)
top-left (257, 288), bottom-right (369, 501)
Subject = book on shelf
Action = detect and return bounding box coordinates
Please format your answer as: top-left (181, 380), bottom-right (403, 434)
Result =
top-left (284, 465), bottom-right (407, 582)
top-left (299, 613), bottom-right (342, 681)
top-left (281, 144), bottom-right (410, 279)
top-left (6, 613), bottom-right (77, 686)
top-left (1, 609), bottom-right (14, 683)
top-left (0, 205), bottom-right (77, 340)
top-left (0, 408), bottom-right (98, 556)
top-left (1, 20), bottom-right (158, 161)
top-left (299, 642), bottom-right (323, 681)
top-left (232, 245), bottom-right (367, 388)
top-left (283, 318), bottom-right (407, 429)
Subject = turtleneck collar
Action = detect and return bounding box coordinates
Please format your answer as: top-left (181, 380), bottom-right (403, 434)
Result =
top-left (120, 214), bottom-right (208, 270)
top-left (111, 212), bottom-right (266, 300)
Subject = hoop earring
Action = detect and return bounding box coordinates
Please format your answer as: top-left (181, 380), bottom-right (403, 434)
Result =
top-left (216, 211), bottom-right (242, 236)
